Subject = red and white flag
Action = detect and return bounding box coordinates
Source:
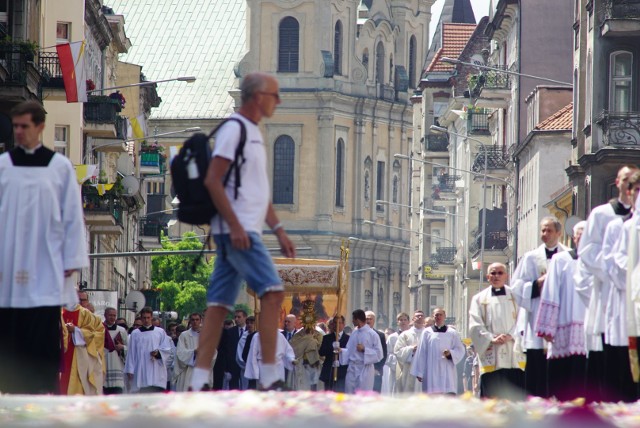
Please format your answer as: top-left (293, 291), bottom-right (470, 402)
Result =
top-left (56, 41), bottom-right (87, 103)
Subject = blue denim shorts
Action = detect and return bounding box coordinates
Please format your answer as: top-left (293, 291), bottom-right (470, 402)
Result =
top-left (207, 232), bottom-right (283, 310)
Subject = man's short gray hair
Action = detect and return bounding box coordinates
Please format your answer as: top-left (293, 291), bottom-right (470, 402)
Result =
top-left (240, 72), bottom-right (268, 104)
top-left (573, 220), bottom-right (587, 235)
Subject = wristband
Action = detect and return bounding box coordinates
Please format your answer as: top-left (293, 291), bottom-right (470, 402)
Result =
top-left (272, 222), bottom-right (283, 232)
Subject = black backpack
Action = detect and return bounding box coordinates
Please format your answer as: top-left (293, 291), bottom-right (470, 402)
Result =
top-left (171, 118), bottom-right (247, 225)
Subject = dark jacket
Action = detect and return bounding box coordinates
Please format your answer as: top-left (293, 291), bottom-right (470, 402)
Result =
top-left (319, 331), bottom-right (350, 384)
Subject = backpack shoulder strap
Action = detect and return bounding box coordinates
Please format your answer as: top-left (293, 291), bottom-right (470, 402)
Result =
top-left (210, 117), bottom-right (247, 199)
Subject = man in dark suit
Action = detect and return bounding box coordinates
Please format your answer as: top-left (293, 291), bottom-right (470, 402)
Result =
top-left (281, 314), bottom-right (297, 342)
top-left (365, 311), bottom-right (387, 392)
top-left (319, 315), bottom-right (349, 392)
top-left (214, 309), bottom-right (247, 389)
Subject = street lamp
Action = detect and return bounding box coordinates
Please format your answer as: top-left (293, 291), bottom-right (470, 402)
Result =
top-left (362, 220), bottom-right (455, 246)
top-left (347, 237), bottom-right (411, 251)
top-left (90, 127), bottom-right (202, 154)
top-left (439, 57), bottom-right (572, 87)
top-left (86, 76), bottom-right (196, 94)
top-left (375, 200), bottom-right (463, 217)
top-left (349, 267), bottom-right (377, 273)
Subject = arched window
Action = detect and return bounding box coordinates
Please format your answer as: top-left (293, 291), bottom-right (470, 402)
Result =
top-left (273, 135), bottom-right (295, 204)
top-left (278, 17), bottom-right (299, 73)
top-left (610, 51), bottom-right (632, 112)
top-left (376, 41), bottom-right (385, 85)
top-left (335, 138), bottom-right (344, 207)
top-left (409, 36), bottom-right (417, 88)
top-left (334, 20), bottom-right (343, 76)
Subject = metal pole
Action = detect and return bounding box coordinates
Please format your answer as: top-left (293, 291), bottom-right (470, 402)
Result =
top-left (89, 247), bottom-right (312, 258)
top-left (479, 146), bottom-right (487, 293)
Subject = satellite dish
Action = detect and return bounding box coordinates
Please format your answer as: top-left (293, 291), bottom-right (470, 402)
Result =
top-left (121, 175), bottom-right (140, 196)
top-left (124, 290), bottom-right (146, 313)
top-left (564, 215), bottom-right (583, 237)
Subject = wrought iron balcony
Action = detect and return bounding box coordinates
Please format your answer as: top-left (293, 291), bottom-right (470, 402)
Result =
top-left (470, 230), bottom-right (509, 256)
top-left (39, 52), bottom-right (64, 88)
top-left (471, 147), bottom-right (510, 172)
top-left (431, 247), bottom-right (457, 265)
top-left (425, 133), bottom-right (449, 152)
top-left (82, 192), bottom-right (124, 227)
top-left (468, 67), bottom-right (511, 99)
top-left (433, 174), bottom-right (461, 195)
top-left (596, 110), bottom-right (640, 147)
top-left (600, 0), bottom-right (640, 36)
top-left (139, 218), bottom-right (167, 242)
top-left (0, 44), bottom-right (43, 100)
top-left (84, 95), bottom-right (122, 124)
top-left (467, 109), bottom-right (490, 134)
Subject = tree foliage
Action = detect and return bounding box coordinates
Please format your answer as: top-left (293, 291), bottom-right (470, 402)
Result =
top-left (151, 232), bottom-right (213, 318)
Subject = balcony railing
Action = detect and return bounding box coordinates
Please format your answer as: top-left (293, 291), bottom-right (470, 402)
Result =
top-left (468, 66), bottom-right (511, 98)
top-left (433, 174), bottom-right (461, 195)
top-left (139, 218), bottom-right (167, 242)
top-left (471, 147), bottom-right (510, 172)
top-left (470, 230), bottom-right (509, 255)
top-left (431, 247), bottom-right (457, 265)
top-left (39, 52), bottom-right (64, 88)
top-left (84, 95), bottom-right (121, 124)
top-left (0, 44), bottom-right (43, 96)
top-left (425, 133), bottom-right (449, 152)
top-left (82, 193), bottom-right (124, 226)
top-left (601, 0), bottom-right (640, 20)
top-left (468, 109), bottom-right (490, 134)
top-left (596, 110), bottom-right (640, 147)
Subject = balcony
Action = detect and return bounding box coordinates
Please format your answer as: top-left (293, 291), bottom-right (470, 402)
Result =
top-left (84, 95), bottom-right (122, 138)
top-left (423, 198), bottom-right (448, 221)
top-left (0, 44), bottom-right (44, 102)
top-left (470, 147), bottom-right (510, 175)
top-left (139, 152), bottom-right (164, 175)
top-left (468, 67), bottom-right (511, 109)
top-left (139, 218), bottom-right (166, 249)
top-left (469, 230), bottom-right (509, 257)
top-left (600, 0), bottom-right (640, 37)
top-left (425, 133), bottom-right (449, 153)
top-left (82, 192), bottom-right (124, 235)
top-left (39, 52), bottom-right (65, 90)
top-left (431, 247), bottom-right (457, 265)
top-left (596, 111), bottom-right (640, 147)
top-left (467, 109), bottom-right (490, 135)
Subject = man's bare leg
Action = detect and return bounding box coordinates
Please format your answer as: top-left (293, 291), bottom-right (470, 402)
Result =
top-left (190, 305), bottom-right (228, 390)
top-left (258, 290), bottom-right (284, 387)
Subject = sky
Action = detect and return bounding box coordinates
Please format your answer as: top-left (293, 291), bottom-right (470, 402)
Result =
top-left (429, 0), bottom-right (492, 43)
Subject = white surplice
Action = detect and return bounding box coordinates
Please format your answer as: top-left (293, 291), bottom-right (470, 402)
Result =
top-left (244, 332), bottom-right (295, 381)
top-left (124, 327), bottom-right (174, 392)
top-left (381, 331), bottom-right (399, 395)
top-left (0, 153), bottom-right (88, 308)
top-left (394, 326), bottom-right (424, 393)
top-left (340, 324), bottom-right (384, 393)
top-left (604, 217), bottom-right (629, 346)
top-left (469, 286), bottom-right (525, 376)
top-left (576, 202), bottom-right (626, 351)
top-left (173, 328), bottom-right (212, 392)
top-left (535, 251), bottom-right (587, 358)
top-left (410, 326), bottom-right (465, 394)
top-left (626, 212), bottom-right (640, 346)
top-left (511, 244), bottom-right (569, 350)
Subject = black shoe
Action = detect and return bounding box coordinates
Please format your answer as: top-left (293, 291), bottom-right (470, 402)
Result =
top-left (259, 380), bottom-right (289, 391)
top-left (187, 384), bottom-right (211, 392)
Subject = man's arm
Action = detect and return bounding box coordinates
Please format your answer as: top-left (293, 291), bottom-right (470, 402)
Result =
top-left (265, 203), bottom-right (296, 258)
top-left (204, 156), bottom-right (248, 249)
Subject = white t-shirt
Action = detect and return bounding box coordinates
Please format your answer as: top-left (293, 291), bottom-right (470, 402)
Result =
top-left (210, 113), bottom-right (270, 234)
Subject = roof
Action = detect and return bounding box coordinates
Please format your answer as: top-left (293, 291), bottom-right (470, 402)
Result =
top-left (107, 0), bottom-right (246, 120)
top-left (535, 103), bottom-right (573, 131)
top-left (426, 23), bottom-right (476, 73)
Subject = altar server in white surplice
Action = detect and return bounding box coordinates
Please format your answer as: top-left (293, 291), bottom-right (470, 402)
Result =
top-left (511, 217), bottom-right (569, 398)
top-left (411, 308), bottom-right (465, 394)
top-left (173, 312), bottom-right (212, 392)
top-left (381, 312), bottom-right (410, 395)
top-left (244, 330), bottom-right (295, 383)
top-left (626, 192), bottom-right (640, 391)
top-left (602, 172), bottom-right (640, 402)
top-left (124, 307), bottom-right (174, 393)
top-left (469, 263), bottom-right (525, 399)
top-left (576, 165), bottom-right (636, 402)
top-left (535, 222), bottom-right (588, 401)
top-left (340, 309), bottom-right (384, 393)
top-left (394, 310), bottom-right (427, 393)
top-left (0, 101), bottom-right (89, 395)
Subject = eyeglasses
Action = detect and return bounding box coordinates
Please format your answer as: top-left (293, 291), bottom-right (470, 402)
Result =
top-left (257, 91), bottom-right (280, 101)
top-left (489, 272), bottom-right (505, 276)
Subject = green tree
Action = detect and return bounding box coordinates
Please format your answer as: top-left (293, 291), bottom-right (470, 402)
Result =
top-left (151, 232), bottom-right (213, 319)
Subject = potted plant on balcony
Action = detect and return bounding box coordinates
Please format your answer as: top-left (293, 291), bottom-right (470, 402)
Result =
top-left (108, 91), bottom-right (126, 109)
top-left (0, 36), bottom-right (39, 60)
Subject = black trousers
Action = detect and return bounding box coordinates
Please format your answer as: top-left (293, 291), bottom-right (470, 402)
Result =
top-left (525, 348), bottom-right (548, 398)
top-left (586, 349), bottom-right (605, 403)
top-left (0, 306), bottom-right (61, 394)
top-left (547, 355), bottom-right (586, 401)
top-left (103, 387), bottom-right (124, 395)
top-left (603, 344), bottom-right (637, 402)
top-left (139, 386), bottom-right (165, 393)
top-left (480, 368), bottom-right (525, 400)
top-left (323, 377), bottom-right (347, 393)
